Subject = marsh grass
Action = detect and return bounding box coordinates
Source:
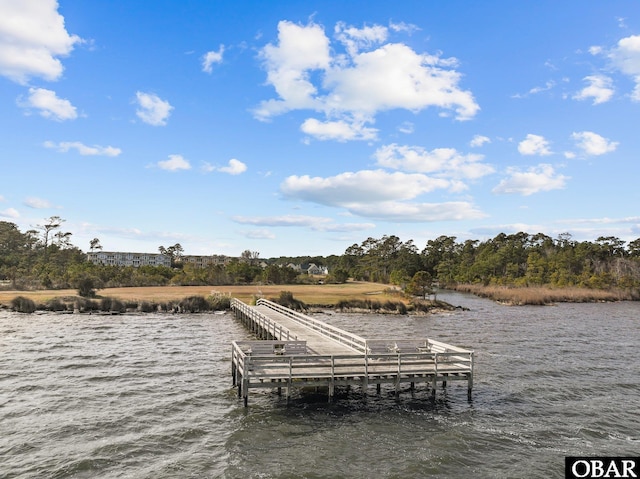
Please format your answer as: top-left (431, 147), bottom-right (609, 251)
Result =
top-left (453, 284), bottom-right (629, 305)
top-left (1, 293), bottom-right (230, 314)
top-left (0, 282), bottom-right (394, 309)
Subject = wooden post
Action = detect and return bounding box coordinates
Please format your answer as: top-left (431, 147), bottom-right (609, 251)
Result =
top-left (363, 354), bottom-right (369, 391)
top-left (467, 352), bottom-right (474, 400)
top-left (242, 357), bottom-right (250, 407)
top-left (286, 357), bottom-right (292, 402)
top-left (395, 354), bottom-right (401, 397)
top-left (231, 347), bottom-right (236, 385)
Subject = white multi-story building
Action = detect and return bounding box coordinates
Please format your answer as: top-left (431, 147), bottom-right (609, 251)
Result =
top-left (182, 255), bottom-right (230, 268)
top-left (87, 251), bottom-right (172, 268)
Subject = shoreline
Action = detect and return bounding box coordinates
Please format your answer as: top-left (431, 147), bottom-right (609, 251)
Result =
top-left (1, 282), bottom-right (634, 313)
top-left (0, 282), bottom-right (403, 313)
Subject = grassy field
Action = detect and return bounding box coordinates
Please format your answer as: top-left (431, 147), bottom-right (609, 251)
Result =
top-left (0, 281), bottom-right (400, 308)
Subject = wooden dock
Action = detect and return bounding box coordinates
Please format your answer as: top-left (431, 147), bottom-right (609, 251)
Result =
top-left (230, 298), bottom-right (474, 406)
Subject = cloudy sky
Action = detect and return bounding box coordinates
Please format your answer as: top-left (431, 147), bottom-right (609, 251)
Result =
top-left (1, 1), bottom-right (639, 257)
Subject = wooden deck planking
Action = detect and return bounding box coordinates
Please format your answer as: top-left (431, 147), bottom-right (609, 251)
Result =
top-left (252, 304), bottom-right (358, 356)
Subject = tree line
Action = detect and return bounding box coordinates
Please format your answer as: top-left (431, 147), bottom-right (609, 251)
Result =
top-left (337, 232), bottom-right (640, 296)
top-left (1, 218), bottom-right (639, 298)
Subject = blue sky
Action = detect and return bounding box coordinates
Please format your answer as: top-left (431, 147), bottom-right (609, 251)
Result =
top-left (1, 1), bottom-right (639, 258)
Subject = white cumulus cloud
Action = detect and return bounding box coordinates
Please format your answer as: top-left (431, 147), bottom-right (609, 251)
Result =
top-left (0, 0), bottom-right (82, 84)
top-left (492, 164), bottom-right (568, 196)
top-left (334, 21), bottom-right (388, 56)
top-left (346, 200), bottom-right (485, 222)
top-left (255, 20), bottom-right (331, 119)
top-left (518, 134), bottom-right (552, 156)
top-left (233, 215), bottom-right (332, 228)
top-left (470, 135), bottom-right (491, 147)
top-left (571, 131), bottom-right (618, 156)
top-left (608, 34), bottom-right (640, 101)
top-left (255, 20), bottom-right (479, 141)
top-left (279, 169), bottom-right (485, 222)
top-left (374, 143), bottom-right (494, 181)
top-left (202, 158), bottom-right (247, 175)
top-left (281, 170), bottom-right (450, 206)
top-left (301, 118), bottom-right (377, 141)
top-left (156, 154), bottom-right (191, 171)
top-left (20, 87), bottom-right (77, 121)
top-left (323, 42), bottom-right (478, 119)
top-left (232, 214), bottom-right (375, 232)
top-left (135, 91), bottom-right (173, 126)
top-left (219, 158), bottom-right (247, 175)
top-left (0, 208), bottom-right (20, 219)
top-left (24, 197), bottom-right (53, 209)
top-left (573, 75), bottom-right (614, 104)
top-left (202, 44), bottom-right (224, 73)
top-left (44, 141), bottom-right (121, 157)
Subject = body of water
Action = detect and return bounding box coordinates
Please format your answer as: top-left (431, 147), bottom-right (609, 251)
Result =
top-left (1, 292), bottom-right (638, 478)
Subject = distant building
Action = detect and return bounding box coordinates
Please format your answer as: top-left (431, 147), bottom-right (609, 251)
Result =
top-left (87, 252), bottom-right (234, 268)
top-left (306, 263), bottom-right (328, 275)
top-left (87, 251), bottom-right (171, 268)
top-left (86, 252), bottom-right (326, 273)
top-left (182, 255), bottom-right (231, 268)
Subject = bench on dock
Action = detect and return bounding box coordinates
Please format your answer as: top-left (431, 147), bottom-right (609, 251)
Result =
top-left (283, 341), bottom-right (307, 355)
top-left (429, 343), bottom-right (448, 354)
top-left (366, 341), bottom-right (393, 355)
top-left (393, 340), bottom-right (427, 353)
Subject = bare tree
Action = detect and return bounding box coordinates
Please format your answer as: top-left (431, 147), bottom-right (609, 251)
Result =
top-left (241, 249), bottom-right (260, 265)
top-left (89, 238), bottom-right (103, 253)
top-left (159, 243), bottom-right (184, 267)
top-left (37, 216), bottom-right (64, 261)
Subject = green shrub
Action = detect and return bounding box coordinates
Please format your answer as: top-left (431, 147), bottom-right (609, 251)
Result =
top-left (179, 295), bottom-right (210, 313)
top-left (76, 275), bottom-right (99, 298)
top-left (139, 301), bottom-right (158, 313)
top-left (46, 298), bottom-right (68, 312)
top-left (271, 291), bottom-right (307, 311)
top-left (11, 296), bottom-right (36, 313)
top-left (207, 292), bottom-right (231, 310)
top-left (100, 297), bottom-right (126, 312)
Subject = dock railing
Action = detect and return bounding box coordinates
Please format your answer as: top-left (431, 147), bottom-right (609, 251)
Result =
top-left (231, 299), bottom-right (475, 405)
top-left (256, 299), bottom-right (367, 353)
top-left (252, 299), bottom-right (473, 371)
top-left (231, 298), bottom-right (297, 341)
top-left (231, 341), bottom-right (473, 395)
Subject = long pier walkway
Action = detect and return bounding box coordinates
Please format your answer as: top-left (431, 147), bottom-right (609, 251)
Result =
top-left (231, 298), bottom-right (474, 406)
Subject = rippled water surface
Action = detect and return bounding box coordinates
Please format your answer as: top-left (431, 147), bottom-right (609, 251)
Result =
top-left (1, 292), bottom-right (639, 478)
